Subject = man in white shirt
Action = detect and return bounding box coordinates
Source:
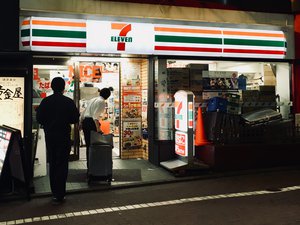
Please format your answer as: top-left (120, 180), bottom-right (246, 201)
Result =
top-left (81, 88), bottom-right (111, 169)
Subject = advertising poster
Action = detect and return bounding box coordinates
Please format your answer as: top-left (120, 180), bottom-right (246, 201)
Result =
top-left (202, 71), bottom-right (239, 91)
top-left (0, 77), bottom-right (24, 135)
top-left (175, 131), bottom-right (188, 157)
top-left (122, 87), bottom-right (142, 118)
top-left (122, 121), bottom-right (142, 149)
top-left (142, 89), bottom-right (148, 128)
top-left (121, 62), bottom-right (142, 119)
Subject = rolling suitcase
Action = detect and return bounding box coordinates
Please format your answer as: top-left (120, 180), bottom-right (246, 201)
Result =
top-left (207, 97), bottom-right (228, 113)
top-left (88, 131), bottom-right (113, 184)
top-left (241, 108), bottom-right (282, 126)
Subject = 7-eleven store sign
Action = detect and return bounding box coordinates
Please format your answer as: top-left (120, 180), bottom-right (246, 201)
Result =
top-left (86, 21), bottom-right (153, 54)
top-left (174, 90), bottom-right (195, 157)
top-left (174, 91), bottom-right (194, 132)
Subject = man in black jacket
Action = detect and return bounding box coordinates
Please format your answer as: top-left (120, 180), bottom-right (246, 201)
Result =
top-left (36, 77), bottom-right (79, 204)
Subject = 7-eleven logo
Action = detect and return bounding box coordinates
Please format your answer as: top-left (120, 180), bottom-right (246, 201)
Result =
top-left (111, 23), bottom-right (132, 51)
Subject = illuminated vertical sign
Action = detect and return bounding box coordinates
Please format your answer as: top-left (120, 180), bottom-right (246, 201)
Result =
top-left (175, 131), bottom-right (188, 157)
top-left (174, 98), bottom-right (187, 132)
top-left (174, 90), bottom-right (195, 159)
top-left (188, 102), bottom-right (194, 129)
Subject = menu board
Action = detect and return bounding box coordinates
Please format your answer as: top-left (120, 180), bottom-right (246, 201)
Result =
top-left (122, 86), bottom-right (142, 118)
top-left (0, 77), bottom-right (24, 136)
top-left (121, 61), bottom-right (142, 151)
top-left (122, 121), bottom-right (142, 149)
top-left (0, 127), bottom-right (12, 175)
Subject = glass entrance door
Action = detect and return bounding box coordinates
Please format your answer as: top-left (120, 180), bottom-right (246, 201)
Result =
top-left (76, 61), bottom-right (121, 159)
top-left (32, 64), bottom-right (80, 162)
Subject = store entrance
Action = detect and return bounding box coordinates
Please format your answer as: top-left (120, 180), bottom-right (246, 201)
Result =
top-left (32, 57), bottom-right (149, 176)
top-left (75, 58), bottom-right (149, 162)
top-left (77, 61), bottom-right (121, 159)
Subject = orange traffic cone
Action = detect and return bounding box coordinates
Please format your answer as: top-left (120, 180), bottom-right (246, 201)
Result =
top-left (195, 106), bottom-right (210, 146)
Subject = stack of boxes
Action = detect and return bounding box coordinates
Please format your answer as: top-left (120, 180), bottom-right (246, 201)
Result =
top-left (186, 64), bottom-right (207, 103)
top-left (226, 93), bottom-right (241, 115)
top-left (241, 86), bottom-right (276, 113)
top-left (258, 85), bottom-right (277, 110)
top-left (241, 90), bottom-right (260, 113)
top-left (167, 68), bottom-right (190, 95)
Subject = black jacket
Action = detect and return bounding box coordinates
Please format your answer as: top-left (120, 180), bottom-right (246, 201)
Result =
top-left (36, 92), bottom-right (79, 135)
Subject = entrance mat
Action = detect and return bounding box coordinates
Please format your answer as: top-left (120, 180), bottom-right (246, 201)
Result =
top-left (113, 169), bottom-right (142, 182)
top-left (67, 169), bottom-right (142, 182)
top-left (68, 169), bottom-right (87, 183)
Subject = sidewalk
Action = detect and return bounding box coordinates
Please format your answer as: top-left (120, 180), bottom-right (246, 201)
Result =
top-left (2, 157), bottom-right (300, 202)
top-left (33, 158), bottom-right (199, 197)
top-left (31, 157), bottom-right (300, 199)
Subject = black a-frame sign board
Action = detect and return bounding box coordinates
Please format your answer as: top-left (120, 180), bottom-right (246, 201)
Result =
top-left (0, 125), bottom-right (29, 199)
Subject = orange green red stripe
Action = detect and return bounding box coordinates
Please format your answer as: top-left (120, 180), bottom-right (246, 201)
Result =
top-left (224, 38), bottom-right (286, 47)
top-left (224, 48), bottom-right (286, 55)
top-left (155, 27), bottom-right (222, 35)
top-left (22, 41), bottom-right (30, 46)
top-left (32, 41), bottom-right (86, 48)
top-left (22, 20), bottom-right (30, 26)
top-left (32, 20), bottom-right (86, 27)
top-left (155, 35), bottom-right (222, 44)
top-left (154, 25), bottom-right (286, 56)
top-left (21, 29), bottom-right (30, 37)
top-left (155, 46), bottom-right (222, 53)
top-left (223, 30), bottom-right (285, 38)
top-left (31, 29), bottom-right (86, 39)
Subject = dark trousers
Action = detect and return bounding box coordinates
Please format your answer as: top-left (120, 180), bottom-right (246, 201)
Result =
top-left (82, 117), bottom-right (97, 169)
top-left (45, 132), bottom-right (71, 200)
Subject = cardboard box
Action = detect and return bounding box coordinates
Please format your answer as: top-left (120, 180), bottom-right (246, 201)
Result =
top-left (259, 85), bottom-right (275, 93)
top-left (225, 93), bottom-right (240, 104)
top-left (227, 105), bottom-right (241, 115)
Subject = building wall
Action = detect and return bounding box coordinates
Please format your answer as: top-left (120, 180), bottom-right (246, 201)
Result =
top-left (20, 0), bottom-right (293, 27)
top-left (0, 0), bottom-right (19, 51)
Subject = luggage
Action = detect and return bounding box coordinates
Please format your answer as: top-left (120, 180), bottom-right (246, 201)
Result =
top-left (90, 130), bottom-right (113, 146)
top-left (88, 131), bottom-right (113, 184)
top-left (203, 112), bottom-right (240, 143)
top-left (241, 108), bottom-right (282, 126)
top-left (207, 97), bottom-right (228, 113)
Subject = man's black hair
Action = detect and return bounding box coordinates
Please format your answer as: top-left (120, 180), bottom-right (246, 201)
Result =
top-left (51, 77), bottom-right (65, 93)
top-left (100, 87), bottom-right (111, 100)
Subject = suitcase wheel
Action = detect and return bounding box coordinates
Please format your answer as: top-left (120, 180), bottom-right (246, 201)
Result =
top-left (87, 176), bottom-right (92, 185)
top-left (107, 175), bottom-right (112, 183)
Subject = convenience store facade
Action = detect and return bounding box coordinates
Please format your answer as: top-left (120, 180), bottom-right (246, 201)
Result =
top-left (17, 12), bottom-right (297, 169)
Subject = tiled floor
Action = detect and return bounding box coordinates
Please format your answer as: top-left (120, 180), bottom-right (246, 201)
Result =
top-left (33, 147), bottom-right (177, 195)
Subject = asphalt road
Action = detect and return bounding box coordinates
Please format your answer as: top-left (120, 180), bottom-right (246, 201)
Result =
top-left (1, 168), bottom-right (300, 225)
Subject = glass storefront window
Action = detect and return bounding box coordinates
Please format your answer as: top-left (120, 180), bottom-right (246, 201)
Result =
top-left (154, 59), bottom-right (292, 142)
top-left (32, 65), bottom-right (71, 129)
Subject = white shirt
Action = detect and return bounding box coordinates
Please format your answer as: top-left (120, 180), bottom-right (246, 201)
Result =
top-left (83, 96), bottom-right (106, 120)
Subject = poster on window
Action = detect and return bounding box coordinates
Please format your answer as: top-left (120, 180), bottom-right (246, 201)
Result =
top-left (122, 121), bottom-right (142, 150)
top-left (0, 77), bottom-right (24, 136)
top-left (202, 71), bottom-right (239, 91)
top-left (122, 86), bottom-right (142, 118)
